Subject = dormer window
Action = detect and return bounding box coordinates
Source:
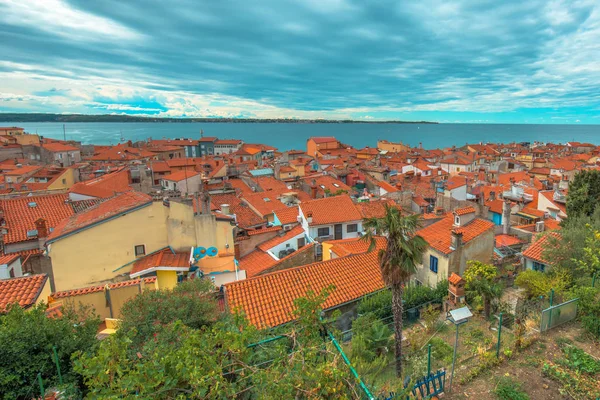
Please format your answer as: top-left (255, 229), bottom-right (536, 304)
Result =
top-left (454, 216), bottom-right (460, 226)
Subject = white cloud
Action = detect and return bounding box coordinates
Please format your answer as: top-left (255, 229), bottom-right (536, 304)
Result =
top-left (0, 0), bottom-right (142, 41)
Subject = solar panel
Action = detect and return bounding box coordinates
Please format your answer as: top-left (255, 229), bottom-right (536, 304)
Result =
top-left (449, 306), bottom-right (473, 324)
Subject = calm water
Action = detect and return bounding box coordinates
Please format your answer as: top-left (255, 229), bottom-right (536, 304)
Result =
top-left (5, 122), bottom-right (600, 151)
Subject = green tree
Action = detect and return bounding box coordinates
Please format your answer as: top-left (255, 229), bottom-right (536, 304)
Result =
top-left (75, 288), bottom-right (363, 399)
top-left (117, 278), bottom-right (220, 347)
top-left (463, 261), bottom-right (503, 319)
top-left (514, 269), bottom-right (569, 298)
top-left (566, 170), bottom-right (600, 218)
top-left (0, 304), bottom-right (99, 399)
top-left (572, 224), bottom-right (600, 278)
top-left (362, 206), bottom-right (428, 378)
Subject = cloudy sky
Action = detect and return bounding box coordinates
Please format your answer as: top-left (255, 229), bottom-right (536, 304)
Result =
top-left (1, 0), bottom-right (599, 123)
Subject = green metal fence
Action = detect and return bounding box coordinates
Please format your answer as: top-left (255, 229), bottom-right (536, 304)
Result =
top-left (540, 298), bottom-right (578, 333)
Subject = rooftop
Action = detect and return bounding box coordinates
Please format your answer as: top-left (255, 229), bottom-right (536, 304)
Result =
top-left (0, 274), bottom-right (48, 312)
top-left (300, 195), bottom-right (362, 225)
top-left (417, 214), bottom-right (494, 255)
top-left (225, 251), bottom-right (382, 328)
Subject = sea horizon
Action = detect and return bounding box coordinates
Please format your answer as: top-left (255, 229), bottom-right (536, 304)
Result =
top-left (3, 121), bottom-right (599, 151)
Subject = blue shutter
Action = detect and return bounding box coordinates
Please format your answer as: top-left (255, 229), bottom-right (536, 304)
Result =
top-left (430, 255), bottom-right (438, 273)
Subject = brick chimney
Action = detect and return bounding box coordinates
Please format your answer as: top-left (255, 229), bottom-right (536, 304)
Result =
top-left (35, 218), bottom-right (48, 238)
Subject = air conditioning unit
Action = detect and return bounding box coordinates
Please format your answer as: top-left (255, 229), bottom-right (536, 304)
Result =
top-left (535, 221), bottom-right (545, 232)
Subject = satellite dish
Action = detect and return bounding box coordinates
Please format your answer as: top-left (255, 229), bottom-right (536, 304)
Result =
top-left (207, 247), bottom-right (218, 257)
top-left (193, 247), bottom-right (207, 260)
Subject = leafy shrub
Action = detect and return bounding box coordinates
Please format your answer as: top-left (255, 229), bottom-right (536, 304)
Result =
top-left (494, 377), bottom-right (530, 400)
top-left (558, 346), bottom-right (600, 374)
top-left (358, 281), bottom-right (449, 320)
top-left (351, 314), bottom-right (392, 364)
top-left (0, 304), bottom-right (100, 399)
top-left (118, 278), bottom-right (220, 347)
top-left (514, 269), bottom-right (568, 298)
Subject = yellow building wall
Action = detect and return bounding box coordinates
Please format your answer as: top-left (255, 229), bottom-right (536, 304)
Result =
top-left (166, 201), bottom-right (197, 250)
top-left (321, 242), bottom-right (334, 261)
top-left (156, 270), bottom-right (178, 290)
top-left (48, 202), bottom-right (169, 291)
top-left (15, 134), bottom-right (40, 145)
top-left (377, 140), bottom-right (410, 153)
top-left (35, 279), bottom-right (52, 307)
top-left (47, 168), bottom-right (77, 190)
top-left (416, 248), bottom-right (450, 288)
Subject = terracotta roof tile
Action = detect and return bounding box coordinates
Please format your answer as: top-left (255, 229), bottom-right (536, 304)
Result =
top-left (247, 226), bottom-right (282, 236)
top-left (273, 206), bottom-right (300, 225)
top-left (47, 192), bottom-right (152, 242)
top-left (300, 195), bottom-right (362, 226)
top-left (129, 248), bottom-right (189, 277)
top-left (237, 249), bottom-right (278, 278)
top-left (162, 170), bottom-right (200, 182)
top-left (448, 273), bottom-right (464, 285)
top-left (326, 236), bottom-right (387, 258)
top-left (52, 277), bottom-right (156, 299)
top-left (0, 193), bottom-right (75, 244)
top-left (69, 168), bottom-right (131, 199)
top-left (454, 206), bottom-right (476, 216)
top-left (417, 215), bottom-right (494, 255)
top-left (225, 251), bottom-right (383, 328)
top-left (211, 193), bottom-right (264, 229)
top-left (522, 232), bottom-right (561, 264)
top-left (43, 143), bottom-right (79, 152)
top-left (0, 253), bottom-right (19, 265)
top-left (0, 274), bottom-right (48, 312)
top-left (356, 199), bottom-right (399, 219)
top-left (495, 234), bottom-right (522, 248)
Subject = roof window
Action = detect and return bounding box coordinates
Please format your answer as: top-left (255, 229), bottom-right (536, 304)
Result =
top-left (26, 229), bottom-right (38, 238)
top-left (28, 202), bottom-right (37, 208)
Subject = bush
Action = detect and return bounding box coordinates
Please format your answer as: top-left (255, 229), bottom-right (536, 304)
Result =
top-left (118, 278), bottom-right (220, 347)
top-left (494, 377), bottom-right (530, 400)
top-left (0, 304), bottom-right (100, 399)
top-left (358, 281), bottom-right (449, 320)
top-left (514, 269), bottom-right (568, 298)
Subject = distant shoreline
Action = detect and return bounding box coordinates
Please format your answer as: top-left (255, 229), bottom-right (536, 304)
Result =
top-left (0, 113), bottom-right (437, 124)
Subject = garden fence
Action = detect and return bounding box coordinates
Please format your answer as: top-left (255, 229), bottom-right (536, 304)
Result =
top-left (540, 298), bottom-right (578, 333)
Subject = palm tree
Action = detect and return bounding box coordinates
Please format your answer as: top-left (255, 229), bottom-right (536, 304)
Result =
top-left (362, 205), bottom-right (428, 378)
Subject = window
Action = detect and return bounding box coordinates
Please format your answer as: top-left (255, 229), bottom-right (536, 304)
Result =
top-left (429, 255), bottom-right (438, 273)
top-left (134, 245), bottom-right (146, 256)
top-left (347, 224), bottom-right (358, 233)
top-left (317, 227), bottom-right (330, 237)
top-left (454, 216), bottom-right (460, 225)
top-left (297, 237), bottom-right (305, 248)
top-left (532, 261), bottom-right (546, 272)
top-left (62, 178), bottom-right (67, 184)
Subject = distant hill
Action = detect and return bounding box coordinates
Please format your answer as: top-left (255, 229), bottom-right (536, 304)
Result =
top-left (0, 113), bottom-right (437, 124)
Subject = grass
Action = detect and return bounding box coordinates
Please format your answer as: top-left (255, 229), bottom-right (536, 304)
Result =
top-left (494, 377), bottom-right (530, 400)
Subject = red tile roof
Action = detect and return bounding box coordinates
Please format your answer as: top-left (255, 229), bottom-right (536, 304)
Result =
top-left (211, 193), bottom-right (264, 229)
top-left (225, 251), bottom-right (383, 328)
top-left (0, 274), bottom-right (48, 311)
top-left (310, 137), bottom-right (338, 144)
top-left (495, 234), bottom-right (522, 248)
top-left (326, 236), bottom-right (387, 258)
top-left (522, 232), bottom-right (561, 264)
top-left (0, 253), bottom-right (19, 265)
top-left (356, 199), bottom-right (398, 219)
top-left (162, 170), bottom-right (200, 182)
top-left (300, 195), bottom-right (362, 226)
top-left (47, 192), bottom-right (153, 243)
top-left (417, 215), bottom-right (494, 255)
top-left (51, 277), bottom-right (156, 299)
top-left (69, 168), bottom-right (131, 199)
top-left (129, 248), bottom-right (189, 278)
top-left (237, 249), bottom-right (278, 278)
top-left (257, 225), bottom-right (305, 252)
top-left (448, 272), bottom-right (464, 285)
top-left (273, 206), bottom-right (300, 225)
top-left (0, 193), bottom-right (75, 244)
top-left (43, 142), bottom-right (79, 152)
top-left (454, 206), bottom-right (475, 216)
top-left (246, 225), bottom-right (282, 236)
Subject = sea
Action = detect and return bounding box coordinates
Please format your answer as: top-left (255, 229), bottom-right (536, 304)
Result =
top-left (4, 122), bottom-right (600, 151)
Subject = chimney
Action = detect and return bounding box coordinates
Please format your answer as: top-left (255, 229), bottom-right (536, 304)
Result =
top-left (200, 191), bottom-right (211, 215)
top-left (221, 204), bottom-right (230, 215)
top-left (310, 185), bottom-right (318, 199)
top-left (502, 200), bottom-right (511, 235)
top-left (35, 218), bottom-right (48, 238)
top-left (450, 230), bottom-right (463, 250)
top-left (306, 211), bottom-right (313, 224)
top-left (489, 191), bottom-right (496, 201)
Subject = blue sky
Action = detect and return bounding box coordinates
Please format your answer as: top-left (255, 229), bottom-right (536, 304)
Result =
top-left (1, 0), bottom-right (599, 123)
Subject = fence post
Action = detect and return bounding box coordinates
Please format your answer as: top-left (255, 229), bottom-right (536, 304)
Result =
top-left (52, 346), bottom-right (63, 385)
top-left (37, 373), bottom-right (44, 398)
top-left (427, 343), bottom-right (432, 376)
top-left (496, 312), bottom-right (503, 358)
top-left (548, 288), bottom-right (555, 329)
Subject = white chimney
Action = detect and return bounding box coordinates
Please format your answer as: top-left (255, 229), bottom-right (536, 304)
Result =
top-left (306, 211), bottom-right (313, 224)
top-left (221, 204), bottom-right (230, 215)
